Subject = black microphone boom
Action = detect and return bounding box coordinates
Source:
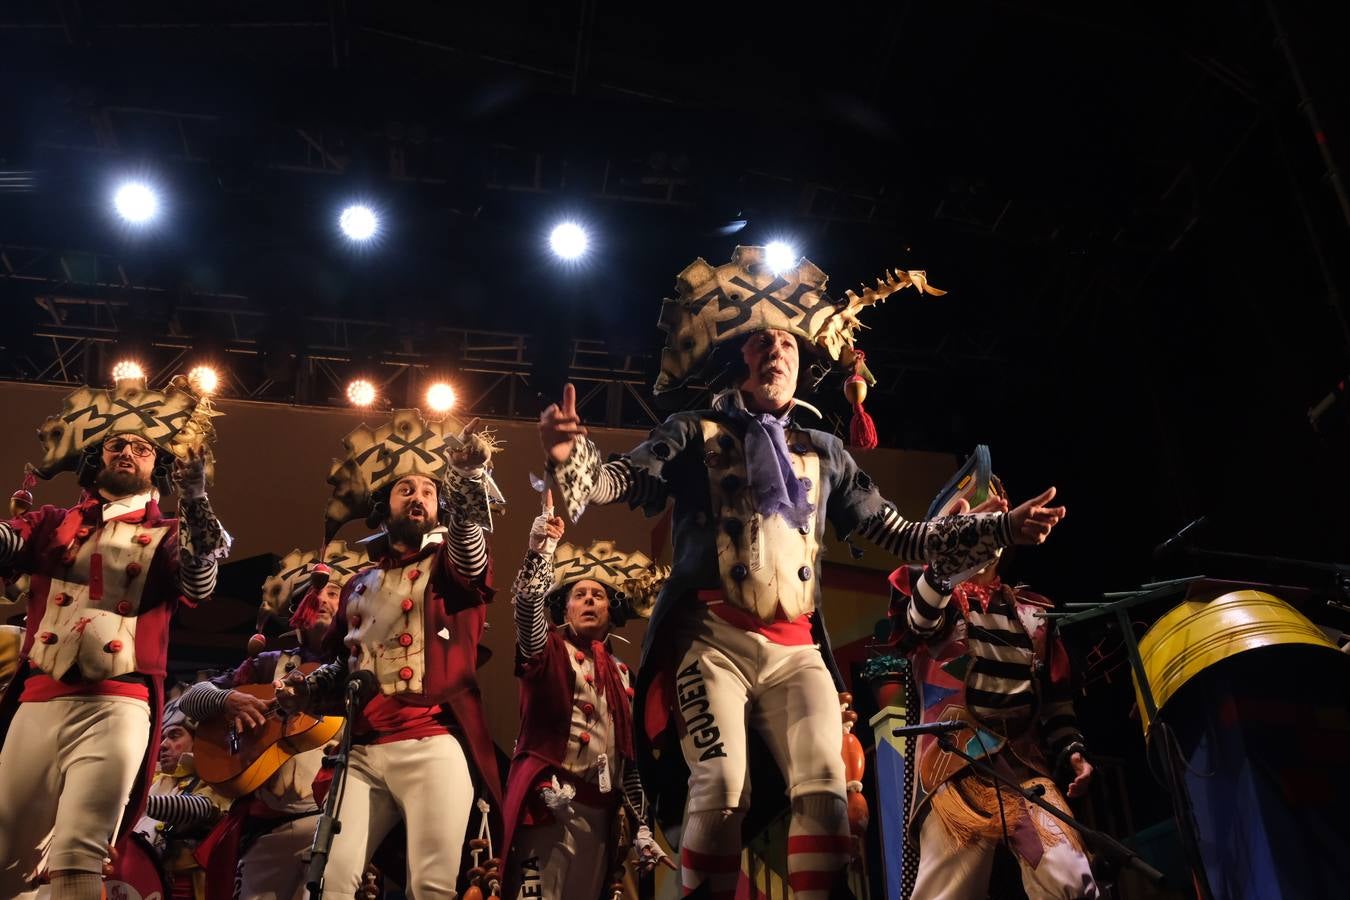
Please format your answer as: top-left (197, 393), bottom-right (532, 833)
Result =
top-left (892, 721), bottom-right (966, 738)
top-left (1153, 516), bottom-right (1208, 560)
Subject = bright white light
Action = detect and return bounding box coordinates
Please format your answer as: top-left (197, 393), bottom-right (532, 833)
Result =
top-left (346, 379), bottom-right (377, 407)
top-left (188, 365), bottom-right (219, 395)
top-left (339, 205), bottom-right (379, 241)
top-left (765, 241), bottom-right (798, 275)
top-left (113, 182), bottom-right (159, 224)
top-left (112, 360), bottom-right (145, 383)
top-left (549, 222), bottom-right (589, 260)
top-left (425, 383), bottom-right (456, 414)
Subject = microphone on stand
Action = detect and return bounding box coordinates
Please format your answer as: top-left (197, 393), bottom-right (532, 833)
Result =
top-left (892, 720), bottom-right (966, 738)
top-left (346, 669), bottom-right (379, 706)
top-left (1153, 516), bottom-right (1208, 560)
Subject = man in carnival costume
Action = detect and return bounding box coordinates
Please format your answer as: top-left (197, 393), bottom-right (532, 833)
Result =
top-left (182, 541), bottom-right (375, 900)
top-left (276, 409), bottom-right (505, 899)
top-left (0, 367), bottom-right (231, 900)
top-left (503, 491), bottom-right (673, 899)
top-left (132, 698), bottom-right (231, 900)
top-left (538, 246), bottom-right (1067, 898)
top-left (888, 447), bottom-right (1097, 900)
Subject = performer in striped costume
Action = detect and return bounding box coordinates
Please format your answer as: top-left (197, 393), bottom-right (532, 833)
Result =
top-left (0, 370), bottom-right (230, 900)
top-left (133, 699), bottom-right (231, 900)
top-left (889, 450), bottom-right (1097, 900)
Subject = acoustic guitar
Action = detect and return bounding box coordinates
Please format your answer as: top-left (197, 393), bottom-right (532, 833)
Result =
top-left (193, 662), bottom-right (343, 798)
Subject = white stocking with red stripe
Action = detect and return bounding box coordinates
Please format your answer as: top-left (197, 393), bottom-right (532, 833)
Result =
top-left (787, 793), bottom-right (851, 900)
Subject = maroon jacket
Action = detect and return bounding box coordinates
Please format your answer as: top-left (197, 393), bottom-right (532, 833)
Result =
top-left (501, 628), bottom-right (634, 874)
top-left (0, 497), bottom-right (187, 847)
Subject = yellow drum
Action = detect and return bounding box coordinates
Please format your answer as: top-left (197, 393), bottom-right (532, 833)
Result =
top-left (1133, 589), bottom-right (1338, 734)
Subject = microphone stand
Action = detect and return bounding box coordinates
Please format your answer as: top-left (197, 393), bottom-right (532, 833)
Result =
top-left (305, 678), bottom-right (362, 899)
top-left (917, 730), bottom-right (1166, 888)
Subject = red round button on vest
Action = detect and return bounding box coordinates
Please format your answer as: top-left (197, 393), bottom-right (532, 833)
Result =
top-left (399, 666), bottom-right (414, 681)
top-left (126, 562), bottom-right (143, 578)
top-left (584, 673), bottom-right (594, 684)
top-left (398, 632), bottom-right (413, 647)
top-left (53, 594), bottom-right (69, 607)
top-left (401, 598), bottom-right (414, 613)
top-left (77, 527), bottom-right (91, 539)
top-left (408, 569), bottom-right (421, 582)
top-left (575, 651), bottom-right (586, 663)
top-left (581, 702), bottom-right (595, 717)
top-left (104, 640), bottom-right (123, 653)
top-left (619, 664), bottom-right (628, 674)
top-left (135, 534), bottom-right (152, 545)
top-left (116, 601), bottom-right (132, 615)
top-left (578, 731), bottom-right (591, 745)
top-left (626, 687), bottom-right (635, 698)
top-left (39, 631), bottom-right (57, 644)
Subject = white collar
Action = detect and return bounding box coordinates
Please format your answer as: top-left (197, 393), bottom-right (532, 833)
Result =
top-left (102, 489), bottom-right (157, 522)
top-left (712, 388), bottom-right (823, 421)
top-left (420, 526), bottom-right (448, 550)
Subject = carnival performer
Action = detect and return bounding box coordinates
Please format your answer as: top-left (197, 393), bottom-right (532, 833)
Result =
top-left (502, 491), bottom-right (673, 899)
top-left (539, 247), bottom-right (1066, 899)
top-left (889, 448), bottom-right (1097, 900)
top-left (275, 410), bottom-right (504, 899)
top-left (0, 369), bottom-right (230, 900)
top-left (182, 542), bottom-right (374, 900)
top-left (133, 699), bottom-right (231, 900)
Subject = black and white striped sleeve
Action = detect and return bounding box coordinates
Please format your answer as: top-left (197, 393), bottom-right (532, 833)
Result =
top-left (857, 504), bottom-right (1014, 580)
top-left (178, 556), bottom-right (218, 603)
top-left (145, 792), bottom-right (222, 828)
top-left (177, 496), bottom-right (229, 601)
top-left (0, 523), bottom-right (24, 565)
top-left (623, 763), bottom-right (647, 820)
top-left (906, 569), bottom-right (953, 636)
top-left (179, 679), bottom-right (231, 722)
top-left (511, 550), bottom-right (554, 658)
top-left (1040, 638), bottom-right (1086, 769)
top-left (448, 519), bottom-right (489, 579)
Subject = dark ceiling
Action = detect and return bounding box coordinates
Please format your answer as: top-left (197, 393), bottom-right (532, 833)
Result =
top-left (2, 0), bottom-right (1348, 599)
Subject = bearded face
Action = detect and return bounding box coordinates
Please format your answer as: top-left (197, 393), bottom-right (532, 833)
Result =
top-left (94, 436), bottom-right (157, 499)
top-left (385, 474), bottom-right (440, 549)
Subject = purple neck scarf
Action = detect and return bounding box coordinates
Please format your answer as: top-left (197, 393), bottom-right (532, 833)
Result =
top-left (735, 402), bottom-right (814, 529)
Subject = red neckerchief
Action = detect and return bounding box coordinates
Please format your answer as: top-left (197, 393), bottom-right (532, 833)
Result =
top-left (564, 632), bottom-right (634, 761)
top-left (951, 576), bottom-right (1003, 615)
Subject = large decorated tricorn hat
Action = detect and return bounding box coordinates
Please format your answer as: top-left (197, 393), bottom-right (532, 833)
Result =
top-left (324, 408), bottom-right (503, 539)
top-left (257, 541), bottom-right (375, 627)
top-left (28, 368), bottom-right (220, 492)
top-left (654, 245), bottom-right (945, 394)
top-left (547, 539), bottom-right (670, 625)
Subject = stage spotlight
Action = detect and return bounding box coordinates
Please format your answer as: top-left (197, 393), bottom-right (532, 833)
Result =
top-left (346, 379), bottom-right (377, 407)
top-left (765, 241), bottom-right (798, 274)
top-left (425, 382), bottom-right (456, 414)
top-left (188, 365), bottom-right (220, 395)
top-left (113, 182), bottom-right (159, 225)
top-left (339, 205), bottom-right (379, 241)
top-left (111, 360), bottom-right (145, 383)
top-left (549, 222), bottom-right (589, 260)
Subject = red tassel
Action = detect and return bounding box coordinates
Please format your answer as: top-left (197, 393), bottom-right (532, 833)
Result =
top-left (849, 401), bottom-right (878, 450)
top-left (21, 467), bottom-right (37, 490)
